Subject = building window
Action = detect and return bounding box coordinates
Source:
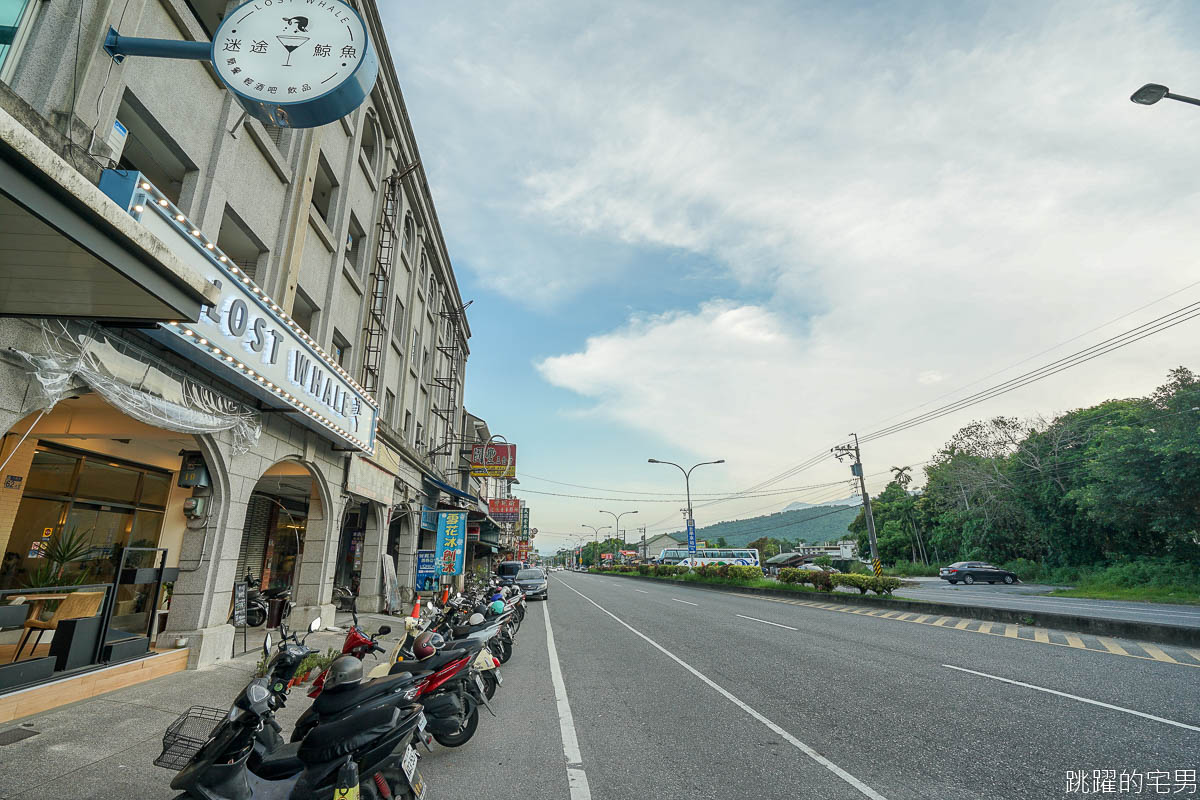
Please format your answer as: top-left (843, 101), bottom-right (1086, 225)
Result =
top-left (418, 252), bottom-right (427, 292)
top-left (421, 347), bottom-right (430, 382)
top-left (392, 298), bottom-right (405, 340)
top-left (384, 389), bottom-right (396, 427)
top-left (332, 330), bottom-right (350, 367)
top-left (402, 214), bottom-right (414, 256)
top-left (114, 92), bottom-right (196, 206)
top-left (345, 213), bottom-right (366, 276)
top-left (360, 115), bottom-right (380, 178)
top-left (403, 409), bottom-right (412, 437)
top-left (415, 420), bottom-right (423, 449)
top-left (265, 123), bottom-right (290, 155)
top-left (311, 153), bottom-right (338, 226)
top-left (217, 206), bottom-right (268, 282)
top-left (292, 289), bottom-right (319, 338)
top-left (410, 329), bottom-right (419, 367)
top-left (0, 0), bottom-right (39, 79)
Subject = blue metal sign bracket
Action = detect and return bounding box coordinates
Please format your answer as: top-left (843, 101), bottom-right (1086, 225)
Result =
top-left (103, 28), bottom-right (211, 65)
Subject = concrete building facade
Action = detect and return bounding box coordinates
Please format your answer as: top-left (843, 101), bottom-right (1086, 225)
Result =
top-left (0, 0), bottom-right (484, 671)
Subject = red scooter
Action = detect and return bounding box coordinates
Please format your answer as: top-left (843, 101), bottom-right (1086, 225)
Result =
top-left (308, 601), bottom-right (391, 697)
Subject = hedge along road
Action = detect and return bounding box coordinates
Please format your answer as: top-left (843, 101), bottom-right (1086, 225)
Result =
top-left (549, 572), bottom-right (1200, 800)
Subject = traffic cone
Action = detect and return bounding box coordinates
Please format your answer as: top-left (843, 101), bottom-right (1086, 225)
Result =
top-left (411, 600), bottom-right (421, 619)
top-left (440, 588), bottom-right (450, 605)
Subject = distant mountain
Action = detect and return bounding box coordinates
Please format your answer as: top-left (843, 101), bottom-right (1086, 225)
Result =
top-left (669, 503), bottom-right (862, 548)
top-left (782, 496), bottom-right (861, 512)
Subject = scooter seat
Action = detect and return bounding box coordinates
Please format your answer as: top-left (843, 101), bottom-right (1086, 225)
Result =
top-left (298, 706), bottom-right (398, 765)
top-left (415, 647), bottom-right (469, 671)
top-left (255, 742), bottom-right (304, 779)
top-left (313, 671), bottom-right (424, 716)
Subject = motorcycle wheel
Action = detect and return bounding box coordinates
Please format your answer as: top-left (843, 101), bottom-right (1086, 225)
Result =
top-left (246, 605), bottom-right (267, 628)
top-left (481, 670), bottom-right (498, 700)
top-left (432, 704), bottom-right (480, 747)
top-left (495, 637), bottom-right (513, 664)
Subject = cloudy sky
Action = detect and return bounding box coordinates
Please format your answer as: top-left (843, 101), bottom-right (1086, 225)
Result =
top-left (380, 0), bottom-right (1200, 552)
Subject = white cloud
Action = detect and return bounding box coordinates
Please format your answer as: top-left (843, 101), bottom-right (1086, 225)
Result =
top-left (386, 0), bottom-right (1200, 529)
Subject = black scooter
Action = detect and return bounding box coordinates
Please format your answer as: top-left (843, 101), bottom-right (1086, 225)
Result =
top-left (165, 621), bottom-right (428, 800)
top-left (231, 572), bottom-right (294, 628)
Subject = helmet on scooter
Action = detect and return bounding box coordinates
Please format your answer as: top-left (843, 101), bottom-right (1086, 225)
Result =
top-left (467, 613), bottom-right (485, 626)
top-left (428, 632), bottom-right (445, 650)
top-left (489, 600), bottom-right (505, 615)
top-left (413, 630), bottom-right (436, 660)
top-left (323, 654), bottom-right (364, 692)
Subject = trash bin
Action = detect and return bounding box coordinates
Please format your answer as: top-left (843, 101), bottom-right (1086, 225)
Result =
top-left (266, 597), bottom-right (287, 629)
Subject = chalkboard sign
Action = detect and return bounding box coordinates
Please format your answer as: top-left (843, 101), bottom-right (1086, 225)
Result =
top-left (232, 581), bottom-right (248, 627)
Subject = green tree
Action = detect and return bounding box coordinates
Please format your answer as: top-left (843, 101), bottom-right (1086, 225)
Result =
top-left (715, 536), bottom-right (728, 547)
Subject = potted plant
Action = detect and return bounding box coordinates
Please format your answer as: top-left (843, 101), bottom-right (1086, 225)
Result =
top-left (24, 526), bottom-right (93, 591)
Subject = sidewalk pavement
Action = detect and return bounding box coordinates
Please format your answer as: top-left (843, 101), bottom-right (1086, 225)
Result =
top-left (0, 617), bottom-right (400, 800)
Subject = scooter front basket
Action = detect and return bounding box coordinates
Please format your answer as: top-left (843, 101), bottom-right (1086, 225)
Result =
top-left (154, 705), bottom-right (225, 770)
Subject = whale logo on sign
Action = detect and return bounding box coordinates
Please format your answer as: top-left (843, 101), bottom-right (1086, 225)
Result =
top-left (212, 0), bottom-right (378, 129)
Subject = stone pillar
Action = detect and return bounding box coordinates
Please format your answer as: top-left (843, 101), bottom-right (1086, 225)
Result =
top-left (356, 502), bottom-right (388, 612)
top-left (292, 475), bottom-right (339, 630)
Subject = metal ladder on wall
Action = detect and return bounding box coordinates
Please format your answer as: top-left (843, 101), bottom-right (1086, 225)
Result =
top-left (428, 302), bottom-right (470, 474)
top-left (360, 173), bottom-right (400, 397)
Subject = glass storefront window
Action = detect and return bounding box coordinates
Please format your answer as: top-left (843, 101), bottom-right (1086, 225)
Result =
top-left (64, 504), bottom-right (134, 583)
top-left (75, 459), bottom-right (141, 504)
top-left (24, 450), bottom-right (79, 495)
top-left (139, 471), bottom-right (170, 508)
top-left (1, 496), bottom-right (67, 589)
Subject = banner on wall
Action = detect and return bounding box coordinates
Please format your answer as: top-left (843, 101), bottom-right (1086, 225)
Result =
top-left (414, 550), bottom-right (437, 592)
top-left (488, 498), bottom-right (520, 522)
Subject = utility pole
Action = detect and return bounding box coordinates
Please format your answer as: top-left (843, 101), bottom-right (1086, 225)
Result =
top-left (639, 527), bottom-right (647, 559)
top-left (833, 434), bottom-right (882, 577)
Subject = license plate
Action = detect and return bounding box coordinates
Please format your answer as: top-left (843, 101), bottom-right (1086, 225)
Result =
top-left (475, 674), bottom-right (487, 696)
top-left (493, 669), bottom-right (502, 686)
top-left (417, 713), bottom-right (427, 734)
top-left (409, 770), bottom-right (427, 800)
top-left (401, 745), bottom-right (419, 782)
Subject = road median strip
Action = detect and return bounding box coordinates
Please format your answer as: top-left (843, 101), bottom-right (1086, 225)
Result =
top-left (593, 570), bottom-right (1200, 649)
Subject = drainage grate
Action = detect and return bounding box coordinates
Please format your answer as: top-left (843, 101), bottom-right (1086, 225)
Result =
top-left (0, 727), bottom-right (40, 746)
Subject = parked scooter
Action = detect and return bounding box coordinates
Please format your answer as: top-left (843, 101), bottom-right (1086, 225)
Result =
top-left (231, 571), bottom-right (294, 628)
top-left (161, 619), bottom-right (429, 799)
top-left (307, 599), bottom-right (390, 697)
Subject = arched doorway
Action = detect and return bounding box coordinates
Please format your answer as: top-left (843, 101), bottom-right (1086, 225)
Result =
top-left (234, 459), bottom-right (335, 628)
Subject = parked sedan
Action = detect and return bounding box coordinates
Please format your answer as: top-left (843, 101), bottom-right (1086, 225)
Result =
top-left (515, 568), bottom-right (549, 600)
top-left (798, 564), bottom-right (841, 573)
top-left (939, 561), bottom-right (1018, 585)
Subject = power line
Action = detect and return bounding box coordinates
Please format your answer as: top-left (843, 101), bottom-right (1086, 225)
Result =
top-left (859, 301), bottom-right (1200, 445)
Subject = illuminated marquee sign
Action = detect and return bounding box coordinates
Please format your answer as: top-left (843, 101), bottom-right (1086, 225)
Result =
top-left (100, 170), bottom-right (378, 452)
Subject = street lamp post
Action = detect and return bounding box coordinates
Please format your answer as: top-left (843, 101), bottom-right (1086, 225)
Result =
top-left (598, 509), bottom-right (639, 554)
top-left (581, 524), bottom-right (610, 567)
top-left (647, 458), bottom-right (724, 568)
top-left (1130, 83), bottom-right (1200, 108)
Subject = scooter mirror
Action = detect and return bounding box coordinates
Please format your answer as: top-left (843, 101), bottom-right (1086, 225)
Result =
top-left (309, 617), bottom-right (322, 633)
top-left (263, 633), bottom-right (272, 655)
top-left (426, 601), bottom-right (434, 611)
top-left (377, 625), bottom-right (392, 636)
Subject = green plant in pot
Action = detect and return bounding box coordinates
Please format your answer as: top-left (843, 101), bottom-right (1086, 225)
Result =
top-left (24, 526), bottom-right (94, 589)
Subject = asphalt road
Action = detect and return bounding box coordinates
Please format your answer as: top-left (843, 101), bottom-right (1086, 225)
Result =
top-left (2, 579), bottom-right (1197, 799)
top-left (894, 577), bottom-right (1200, 629)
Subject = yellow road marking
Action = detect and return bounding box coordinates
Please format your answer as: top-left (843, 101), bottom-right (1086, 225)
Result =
top-left (1139, 643), bottom-right (1178, 663)
top-left (1097, 637), bottom-right (1129, 655)
top-left (721, 590), bottom-right (1196, 669)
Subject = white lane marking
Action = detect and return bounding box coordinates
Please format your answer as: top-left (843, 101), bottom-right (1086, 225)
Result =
top-left (636, 589), bottom-right (650, 594)
top-left (544, 599), bottom-right (593, 800)
top-left (557, 579), bottom-right (888, 800)
top-left (736, 613), bottom-right (798, 631)
top-left (672, 598), bottom-right (699, 606)
top-left (942, 664), bottom-right (1200, 733)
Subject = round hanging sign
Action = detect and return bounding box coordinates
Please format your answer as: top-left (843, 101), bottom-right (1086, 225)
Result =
top-left (211, 0), bottom-right (378, 129)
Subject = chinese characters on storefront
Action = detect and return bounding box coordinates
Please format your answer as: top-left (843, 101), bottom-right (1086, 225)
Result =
top-left (488, 498), bottom-right (519, 523)
top-left (469, 443), bottom-right (516, 478)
